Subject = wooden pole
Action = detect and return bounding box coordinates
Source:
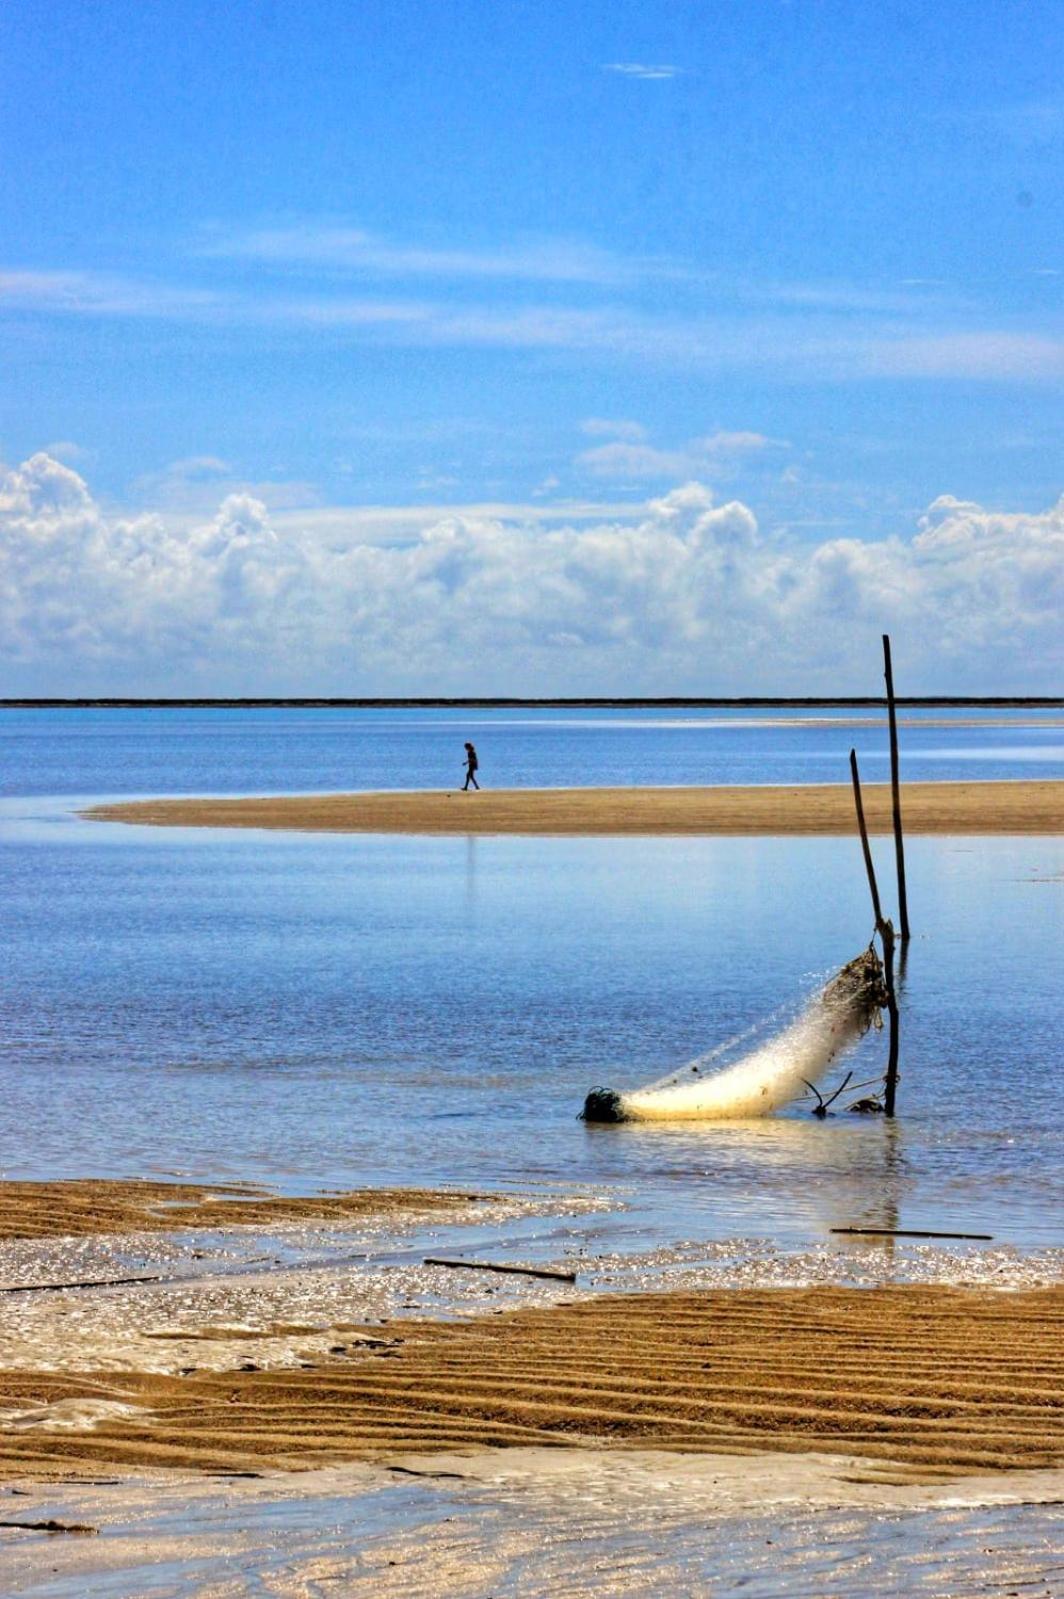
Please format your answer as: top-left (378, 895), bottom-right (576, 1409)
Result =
top-left (850, 747), bottom-right (901, 1117)
top-left (881, 915), bottom-right (900, 1116)
top-left (849, 748), bottom-right (883, 927)
top-left (883, 633), bottom-right (911, 943)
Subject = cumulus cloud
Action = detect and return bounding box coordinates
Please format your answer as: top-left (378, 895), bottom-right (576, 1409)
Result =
top-left (0, 453), bottom-right (1060, 694)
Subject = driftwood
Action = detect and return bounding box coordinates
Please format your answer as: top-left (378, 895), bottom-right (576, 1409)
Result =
top-left (0, 1274), bottom-right (161, 1295)
top-left (831, 1227), bottom-right (993, 1241)
top-left (0, 1519), bottom-right (98, 1535)
top-left (424, 1257), bottom-right (576, 1283)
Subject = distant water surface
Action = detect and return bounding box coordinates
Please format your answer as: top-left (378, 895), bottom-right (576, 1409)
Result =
top-left (1, 704), bottom-right (1062, 798)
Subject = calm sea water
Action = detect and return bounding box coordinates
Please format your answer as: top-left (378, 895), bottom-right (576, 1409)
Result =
top-left (0, 708), bottom-right (1061, 1250)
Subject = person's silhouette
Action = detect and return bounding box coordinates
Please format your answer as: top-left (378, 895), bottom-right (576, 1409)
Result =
top-left (462, 741), bottom-right (480, 791)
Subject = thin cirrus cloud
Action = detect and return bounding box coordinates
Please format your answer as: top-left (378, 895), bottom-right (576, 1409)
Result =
top-left (2, 263), bottom-right (1062, 382)
top-left (0, 269), bottom-right (223, 318)
top-left (871, 331), bottom-right (1064, 380)
top-left (196, 224), bottom-right (678, 287)
top-left (1, 451), bottom-right (1060, 695)
top-left (603, 63), bottom-right (684, 81)
top-left (202, 225), bottom-right (965, 315)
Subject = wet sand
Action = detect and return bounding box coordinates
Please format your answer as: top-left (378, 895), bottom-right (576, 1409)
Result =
top-left (4, 1454), bottom-right (1063, 1598)
top-left (2, 1286), bottom-right (1060, 1480)
top-left (86, 778), bottom-right (1064, 835)
top-left (0, 1179), bottom-right (486, 1242)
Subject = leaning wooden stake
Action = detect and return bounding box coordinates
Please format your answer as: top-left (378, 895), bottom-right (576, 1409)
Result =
top-left (883, 633), bottom-right (911, 943)
top-left (850, 748), bottom-right (901, 1116)
top-left (424, 1256), bottom-right (577, 1283)
top-left (831, 1227), bottom-right (992, 1241)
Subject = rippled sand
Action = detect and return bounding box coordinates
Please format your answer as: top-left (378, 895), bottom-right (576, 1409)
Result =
top-left (0, 1179), bottom-right (490, 1242)
top-left (85, 778), bottom-right (1064, 835)
top-left (2, 1285), bottom-right (1061, 1479)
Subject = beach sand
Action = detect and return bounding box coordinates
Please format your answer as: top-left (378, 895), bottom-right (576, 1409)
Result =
top-left (86, 778), bottom-right (1064, 836)
top-left (1, 1284), bottom-right (1060, 1480)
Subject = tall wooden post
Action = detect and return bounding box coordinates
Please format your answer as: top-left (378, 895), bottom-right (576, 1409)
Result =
top-left (850, 748), bottom-right (901, 1117)
top-left (882, 634), bottom-right (911, 943)
top-left (881, 916), bottom-right (899, 1116)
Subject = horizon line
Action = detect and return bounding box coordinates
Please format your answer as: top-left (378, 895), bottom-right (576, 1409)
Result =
top-left (2, 697), bottom-right (1061, 710)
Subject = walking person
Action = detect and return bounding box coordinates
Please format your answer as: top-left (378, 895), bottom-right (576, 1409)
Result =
top-left (462, 741), bottom-right (480, 791)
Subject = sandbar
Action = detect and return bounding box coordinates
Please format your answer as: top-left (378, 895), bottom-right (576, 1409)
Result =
top-left (86, 779), bottom-right (1064, 836)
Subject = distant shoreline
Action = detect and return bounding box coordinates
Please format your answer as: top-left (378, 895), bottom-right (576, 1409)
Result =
top-left (5, 696), bottom-right (1063, 710)
top-left (86, 779), bottom-right (1064, 837)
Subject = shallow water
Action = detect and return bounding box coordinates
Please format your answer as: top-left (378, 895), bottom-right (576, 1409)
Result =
top-left (0, 709), bottom-right (1061, 1255)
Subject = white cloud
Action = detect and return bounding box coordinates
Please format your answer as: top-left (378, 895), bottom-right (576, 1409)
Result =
top-left (576, 431), bottom-right (782, 481)
top-left (1, 453), bottom-right (1060, 694)
top-left (603, 63), bottom-right (683, 81)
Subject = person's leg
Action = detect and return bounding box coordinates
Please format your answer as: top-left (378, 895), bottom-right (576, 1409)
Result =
top-left (471, 773), bottom-right (479, 789)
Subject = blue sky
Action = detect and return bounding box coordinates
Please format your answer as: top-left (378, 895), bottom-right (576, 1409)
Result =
top-left (1, 1), bottom-right (1061, 692)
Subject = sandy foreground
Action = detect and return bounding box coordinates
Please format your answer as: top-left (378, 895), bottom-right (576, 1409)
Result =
top-left (86, 778), bottom-right (1064, 835)
top-left (2, 1181), bottom-right (1062, 1592)
top-left (0, 1185), bottom-right (1060, 1483)
top-left (1, 1174), bottom-right (1060, 1482)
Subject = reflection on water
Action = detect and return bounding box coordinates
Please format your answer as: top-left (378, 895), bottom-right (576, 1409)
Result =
top-left (584, 1114), bottom-right (911, 1237)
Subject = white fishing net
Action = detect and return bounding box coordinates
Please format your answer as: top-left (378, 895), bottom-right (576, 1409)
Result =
top-left (584, 950), bottom-right (885, 1123)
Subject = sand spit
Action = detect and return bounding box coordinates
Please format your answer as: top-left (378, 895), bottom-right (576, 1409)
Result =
top-left (0, 1179), bottom-right (486, 1242)
top-left (86, 779), bottom-right (1064, 836)
top-left (1, 1286), bottom-right (1060, 1480)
